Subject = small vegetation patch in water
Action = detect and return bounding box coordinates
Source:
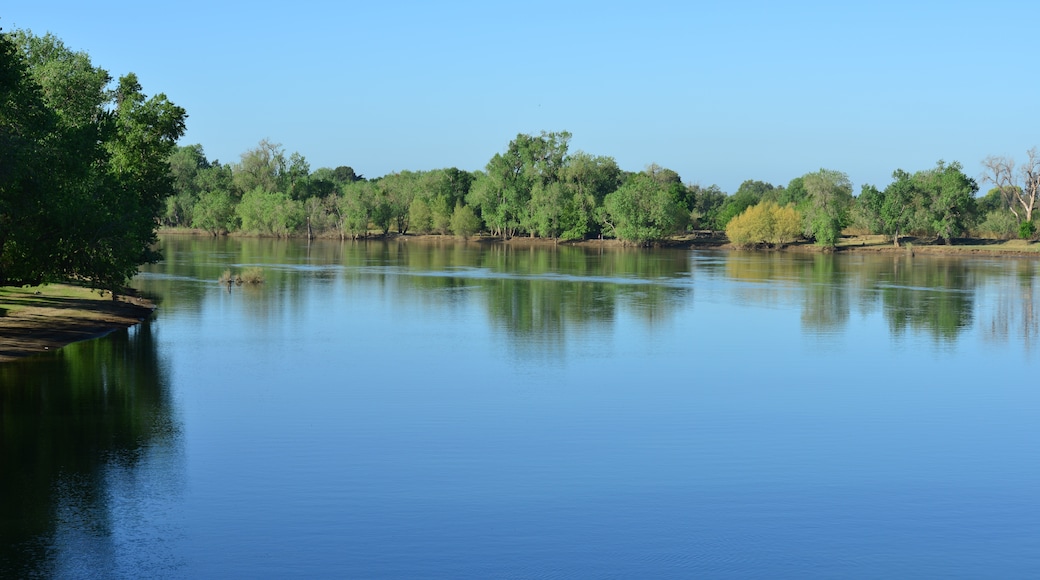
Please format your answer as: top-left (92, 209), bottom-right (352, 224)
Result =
top-left (240, 268), bottom-right (265, 284)
top-left (218, 268), bottom-right (265, 285)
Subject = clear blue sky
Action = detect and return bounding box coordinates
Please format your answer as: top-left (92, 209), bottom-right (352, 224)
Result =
top-left (6, 1), bottom-right (1038, 193)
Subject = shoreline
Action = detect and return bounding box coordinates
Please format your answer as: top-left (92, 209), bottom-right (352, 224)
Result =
top-left (160, 228), bottom-right (1040, 257)
top-left (4, 232), bottom-right (1034, 364)
top-left (0, 285), bottom-right (155, 363)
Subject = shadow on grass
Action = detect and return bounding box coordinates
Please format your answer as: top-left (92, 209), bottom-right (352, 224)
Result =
top-left (953, 238), bottom-right (1019, 246)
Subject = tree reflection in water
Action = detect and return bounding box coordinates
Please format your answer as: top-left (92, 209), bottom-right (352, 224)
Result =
top-left (0, 321), bottom-right (180, 578)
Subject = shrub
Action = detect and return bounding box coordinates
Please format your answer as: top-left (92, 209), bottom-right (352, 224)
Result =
top-left (975, 210), bottom-right (1018, 240)
top-left (725, 202), bottom-right (803, 248)
top-left (1019, 220), bottom-right (1036, 240)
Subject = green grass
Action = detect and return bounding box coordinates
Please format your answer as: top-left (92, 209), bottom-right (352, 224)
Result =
top-left (0, 283), bottom-right (117, 318)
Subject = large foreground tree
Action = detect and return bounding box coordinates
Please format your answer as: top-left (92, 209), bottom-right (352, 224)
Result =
top-left (0, 28), bottom-right (59, 285)
top-left (0, 29), bottom-right (186, 290)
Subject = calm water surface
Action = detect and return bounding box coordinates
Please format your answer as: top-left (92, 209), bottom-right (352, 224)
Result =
top-left (2, 236), bottom-right (1039, 578)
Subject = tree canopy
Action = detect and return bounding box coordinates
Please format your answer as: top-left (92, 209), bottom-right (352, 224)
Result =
top-left (0, 28), bottom-right (185, 289)
top-left (802, 169), bottom-right (853, 247)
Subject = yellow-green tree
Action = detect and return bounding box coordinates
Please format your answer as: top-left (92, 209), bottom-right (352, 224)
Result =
top-left (726, 202), bottom-right (803, 248)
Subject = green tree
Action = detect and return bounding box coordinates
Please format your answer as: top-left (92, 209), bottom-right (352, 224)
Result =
top-left (769, 177), bottom-right (808, 208)
top-left (11, 30), bottom-right (110, 127)
top-left (409, 167), bottom-right (472, 235)
top-left (303, 195), bottom-right (339, 238)
top-left (236, 187), bottom-right (303, 236)
top-left (465, 172), bottom-right (498, 234)
top-left (1, 30), bottom-right (185, 290)
top-left (93, 73), bottom-right (187, 288)
top-left (854, 170), bottom-right (925, 246)
top-left (285, 151), bottom-right (311, 199)
top-left (689, 184), bottom-right (726, 230)
top-left (851, 183), bottom-right (883, 234)
top-left (375, 171), bottom-right (423, 234)
top-left (438, 167), bottom-right (473, 204)
top-left (474, 131), bottom-right (571, 238)
top-left (976, 187), bottom-right (1007, 214)
top-left (0, 28), bottom-right (62, 285)
top-left (560, 152), bottom-right (622, 239)
top-left (602, 172), bottom-right (686, 245)
top-left (645, 163), bottom-right (692, 225)
top-left (408, 196), bottom-right (434, 234)
top-left (917, 160), bottom-right (978, 244)
top-left (801, 168), bottom-right (853, 247)
top-left (450, 202), bottom-right (482, 239)
top-left (734, 179), bottom-right (777, 201)
top-left (332, 165), bottom-right (363, 183)
top-left (714, 185), bottom-right (764, 231)
top-left (529, 181), bottom-right (568, 240)
top-left (234, 139), bottom-right (286, 195)
top-left (6, 29), bottom-right (114, 286)
top-left (164, 144), bottom-right (210, 226)
top-left (338, 180), bottom-right (373, 239)
top-left (192, 190), bottom-right (236, 235)
top-left (195, 159), bottom-right (236, 198)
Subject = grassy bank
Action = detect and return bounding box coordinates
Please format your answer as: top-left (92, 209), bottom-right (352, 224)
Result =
top-left (0, 284), bottom-right (154, 363)
top-left (830, 235), bottom-right (1040, 256)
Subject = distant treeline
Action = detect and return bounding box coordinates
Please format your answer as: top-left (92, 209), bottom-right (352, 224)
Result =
top-left (4, 26), bottom-right (1039, 295)
top-left (166, 133), bottom-right (1040, 248)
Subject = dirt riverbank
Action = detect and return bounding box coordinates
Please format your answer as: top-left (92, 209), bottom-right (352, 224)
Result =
top-left (0, 284), bottom-right (155, 363)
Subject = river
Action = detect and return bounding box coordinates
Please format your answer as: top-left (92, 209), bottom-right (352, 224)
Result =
top-left (2, 235), bottom-right (1038, 578)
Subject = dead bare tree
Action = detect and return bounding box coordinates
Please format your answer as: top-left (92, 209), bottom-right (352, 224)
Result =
top-left (1022, 148), bottom-right (1040, 224)
top-left (983, 149), bottom-right (1039, 223)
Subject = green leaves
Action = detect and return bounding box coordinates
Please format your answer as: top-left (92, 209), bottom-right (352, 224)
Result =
top-left (449, 202), bottom-right (481, 239)
top-left (192, 190), bottom-right (237, 235)
top-left (602, 172), bottom-right (687, 245)
top-left (237, 187), bottom-right (303, 236)
top-left (0, 29), bottom-right (186, 289)
top-left (919, 161), bottom-right (978, 244)
top-left (802, 168), bottom-right (853, 247)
